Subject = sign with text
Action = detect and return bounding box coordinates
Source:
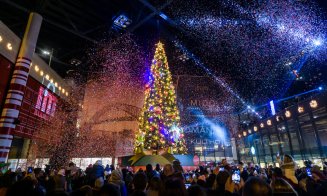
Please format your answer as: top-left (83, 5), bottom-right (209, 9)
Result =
top-left (174, 76), bottom-right (236, 155)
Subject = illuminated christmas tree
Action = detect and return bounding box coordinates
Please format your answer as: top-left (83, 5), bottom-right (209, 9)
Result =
top-left (134, 42), bottom-right (187, 154)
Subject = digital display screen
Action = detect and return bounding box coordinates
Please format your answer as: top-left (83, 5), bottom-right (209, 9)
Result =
top-left (306, 168), bottom-right (312, 177)
top-left (35, 86), bottom-right (57, 118)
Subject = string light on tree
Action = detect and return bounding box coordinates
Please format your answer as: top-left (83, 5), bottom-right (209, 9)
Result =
top-left (134, 41), bottom-right (187, 154)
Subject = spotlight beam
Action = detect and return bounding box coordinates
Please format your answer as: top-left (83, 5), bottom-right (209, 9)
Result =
top-left (173, 39), bottom-right (247, 106)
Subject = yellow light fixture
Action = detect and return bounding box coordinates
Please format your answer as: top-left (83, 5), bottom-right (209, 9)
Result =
top-left (298, 106), bottom-right (304, 113)
top-left (59, 86), bottom-right (62, 90)
top-left (50, 79), bottom-right (53, 83)
top-left (62, 88), bottom-right (65, 93)
top-left (254, 126), bottom-right (258, 132)
top-left (260, 123), bottom-right (264, 128)
top-left (285, 110), bottom-right (291, 118)
top-left (248, 129), bottom-right (252, 134)
top-left (7, 43), bottom-right (12, 50)
top-left (54, 82), bottom-right (58, 87)
top-left (267, 119), bottom-right (272, 126)
top-left (0, 35), bottom-right (2, 42)
top-left (65, 92), bottom-right (68, 96)
top-left (310, 100), bottom-right (318, 108)
top-left (45, 74), bottom-right (50, 80)
top-left (40, 70), bottom-right (44, 76)
top-left (34, 65), bottom-right (39, 72)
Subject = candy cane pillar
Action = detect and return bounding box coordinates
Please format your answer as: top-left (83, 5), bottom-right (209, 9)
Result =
top-left (0, 13), bottom-right (42, 162)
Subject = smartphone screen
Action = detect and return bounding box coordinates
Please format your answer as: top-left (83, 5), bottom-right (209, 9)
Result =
top-left (27, 167), bottom-right (33, 174)
top-left (219, 167), bottom-right (224, 172)
top-left (185, 183), bottom-right (191, 189)
top-left (232, 169), bottom-right (241, 184)
top-left (306, 168), bottom-right (312, 177)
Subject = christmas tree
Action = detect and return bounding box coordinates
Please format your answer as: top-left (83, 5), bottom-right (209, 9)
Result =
top-left (135, 42), bottom-right (187, 154)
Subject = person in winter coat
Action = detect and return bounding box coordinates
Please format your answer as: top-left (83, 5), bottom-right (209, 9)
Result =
top-left (91, 160), bottom-right (104, 187)
top-left (161, 164), bottom-right (174, 184)
top-left (145, 164), bottom-right (159, 181)
top-left (109, 170), bottom-right (127, 196)
top-left (172, 160), bottom-right (185, 182)
top-left (278, 155), bottom-right (298, 185)
top-left (92, 160), bottom-right (104, 179)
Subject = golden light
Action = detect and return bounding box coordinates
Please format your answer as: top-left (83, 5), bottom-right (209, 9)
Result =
top-left (54, 82), bottom-right (58, 87)
top-left (254, 126), bottom-right (258, 132)
top-left (62, 88), bottom-right (65, 93)
top-left (59, 86), bottom-right (62, 90)
top-left (310, 100), bottom-right (318, 108)
top-left (0, 35), bottom-right (2, 42)
top-left (248, 129), bottom-right (252, 134)
top-left (7, 43), bottom-right (12, 50)
top-left (34, 65), bottom-right (39, 72)
top-left (267, 120), bottom-right (272, 126)
top-left (260, 123), bottom-right (264, 128)
top-left (40, 70), bottom-right (44, 76)
top-left (65, 92), bottom-right (68, 96)
top-left (285, 110), bottom-right (291, 118)
top-left (298, 106), bottom-right (304, 113)
top-left (45, 74), bottom-right (50, 80)
top-left (243, 131), bottom-right (247, 137)
top-left (50, 79), bottom-right (53, 83)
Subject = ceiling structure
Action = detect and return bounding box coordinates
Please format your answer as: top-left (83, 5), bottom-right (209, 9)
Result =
top-left (0, 0), bottom-right (326, 121)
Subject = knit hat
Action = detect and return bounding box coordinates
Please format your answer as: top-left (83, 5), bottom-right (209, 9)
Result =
top-left (110, 170), bottom-right (123, 182)
top-left (281, 154), bottom-right (295, 169)
top-left (95, 160), bottom-right (102, 165)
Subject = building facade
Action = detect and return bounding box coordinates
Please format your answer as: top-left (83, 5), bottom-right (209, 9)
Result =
top-left (0, 21), bottom-right (72, 168)
top-left (236, 93), bottom-right (327, 167)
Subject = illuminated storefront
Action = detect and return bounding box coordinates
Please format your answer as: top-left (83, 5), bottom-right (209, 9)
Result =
top-left (236, 94), bottom-right (327, 167)
top-left (0, 21), bottom-right (71, 168)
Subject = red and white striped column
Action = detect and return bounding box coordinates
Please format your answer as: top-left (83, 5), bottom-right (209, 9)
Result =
top-left (0, 13), bottom-right (42, 162)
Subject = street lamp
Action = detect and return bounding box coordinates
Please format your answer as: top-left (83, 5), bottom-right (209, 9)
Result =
top-left (42, 48), bottom-right (54, 67)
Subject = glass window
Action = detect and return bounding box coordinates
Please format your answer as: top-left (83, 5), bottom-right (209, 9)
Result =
top-left (312, 107), bottom-right (327, 119)
top-left (277, 122), bottom-right (292, 155)
top-left (286, 119), bottom-right (301, 159)
top-left (301, 123), bottom-right (318, 159)
top-left (270, 133), bottom-right (280, 156)
top-left (262, 134), bottom-right (272, 162)
top-left (298, 113), bottom-right (311, 124)
top-left (315, 115), bottom-right (327, 158)
top-left (280, 133), bottom-right (291, 155)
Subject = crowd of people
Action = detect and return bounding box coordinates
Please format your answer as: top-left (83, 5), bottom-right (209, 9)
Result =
top-left (0, 154), bottom-right (326, 196)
